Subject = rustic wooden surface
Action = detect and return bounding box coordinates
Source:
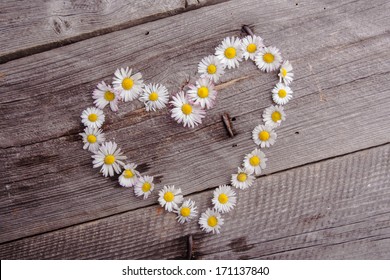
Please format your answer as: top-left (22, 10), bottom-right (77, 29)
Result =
top-left (0, 0), bottom-right (222, 63)
top-left (1, 0), bottom-right (389, 259)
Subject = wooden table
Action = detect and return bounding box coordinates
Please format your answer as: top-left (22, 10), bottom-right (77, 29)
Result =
top-left (1, 0), bottom-right (389, 259)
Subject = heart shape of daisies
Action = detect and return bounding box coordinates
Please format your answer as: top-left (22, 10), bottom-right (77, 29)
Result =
top-left (79, 32), bottom-right (294, 234)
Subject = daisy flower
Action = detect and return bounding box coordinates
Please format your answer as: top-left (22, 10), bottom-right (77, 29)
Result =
top-left (272, 83), bottom-right (293, 105)
top-left (158, 185), bottom-right (184, 212)
top-left (118, 163), bottom-right (140, 187)
top-left (81, 107), bottom-right (105, 128)
top-left (134, 175), bottom-right (154, 199)
top-left (79, 127), bottom-right (105, 152)
top-left (187, 78), bottom-right (217, 109)
top-left (113, 67), bottom-right (144, 102)
top-left (278, 60), bottom-right (294, 85)
top-left (212, 185), bottom-right (237, 213)
top-left (255, 46), bottom-right (282, 72)
top-left (243, 148), bottom-right (267, 176)
top-left (231, 167), bottom-right (255, 190)
top-left (198, 55), bottom-right (225, 83)
top-left (215, 37), bottom-right (243, 69)
top-left (92, 141), bottom-right (126, 177)
top-left (139, 83), bottom-right (169, 111)
top-left (174, 199), bottom-right (198, 224)
top-left (199, 208), bottom-right (224, 234)
top-left (241, 35), bottom-right (264, 60)
top-left (263, 105), bottom-right (286, 128)
top-left (252, 124), bottom-right (277, 148)
top-left (92, 81), bottom-right (119, 112)
top-left (170, 91), bottom-right (206, 128)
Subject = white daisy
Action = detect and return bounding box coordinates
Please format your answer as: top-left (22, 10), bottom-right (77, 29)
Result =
top-left (198, 55), bottom-right (225, 83)
top-left (79, 127), bottom-right (105, 152)
top-left (170, 91), bottom-right (206, 128)
top-left (187, 78), bottom-right (217, 109)
top-left (252, 124), bottom-right (277, 148)
top-left (272, 83), bottom-right (293, 105)
top-left (158, 185), bottom-right (184, 212)
top-left (255, 46), bottom-right (282, 72)
top-left (118, 163), bottom-right (140, 187)
top-left (278, 60), bottom-right (294, 85)
top-left (113, 67), bottom-right (144, 102)
top-left (215, 37), bottom-right (243, 69)
top-left (134, 175), bottom-right (154, 199)
top-left (81, 107), bottom-right (105, 128)
top-left (231, 167), bottom-right (255, 190)
top-left (92, 81), bottom-right (119, 112)
top-left (263, 105), bottom-right (286, 128)
top-left (243, 148), bottom-right (267, 176)
top-left (212, 185), bottom-right (237, 213)
top-left (199, 208), bottom-right (224, 234)
top-left (241, 35), bottom-right (264, 60)
top-left (139, 83), bottom-right (169, 111)
top-left (92, 141), bottom-right (126, 177)
top-left (174, 199), bottom-right (198, 224)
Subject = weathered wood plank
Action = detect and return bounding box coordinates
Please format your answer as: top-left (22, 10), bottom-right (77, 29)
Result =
top-left (0, 0), bottom-right (225, 63)
top-left (1, 0), bottom-right (389, 147)
top-left (1, 0), bottom-right (390, 244)
top-left (1, 144), bottom-right (389, 259)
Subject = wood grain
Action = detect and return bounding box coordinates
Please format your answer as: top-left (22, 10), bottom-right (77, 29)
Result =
top-left (1, 144), bottom-right (389, 259)
top-left (0, 0), bottom-right (226, 63)
top-left (1, 0), bottom-right (390, 244)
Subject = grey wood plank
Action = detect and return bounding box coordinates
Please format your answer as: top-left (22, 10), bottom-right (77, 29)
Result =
top-left (1, 0), bottom-right (389, 147)
top-left (0, 0), bottom-right (224, 63)
top-left (1, 0), bottom-right (390, 244)
top-left (0, 144), bottom-right (389, 259)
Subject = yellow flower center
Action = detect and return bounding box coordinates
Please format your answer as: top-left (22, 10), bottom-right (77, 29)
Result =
top-left (123, 169), bottom-right (134, 179)
top-left (149, 92), bottom-right (159, 101)
top-left (247, 43), bottom-right (257, 53)
top-left (181, 104), bottom-right (192, 115)
top-left (263, 53), bottom-right (274, 63)
top-left (207, 216), bottom-right (218, 227)
top-left (197, 87), bottom-right (209, 98)
top-left (104, 155), bottom-right (115, 165)
top-left (164, 192), bottom-right (175, 202)
top-left (237, 172), bottom-right (247, 182)
top-left (122, 77), bottom-right (134, 90)
top-left (259, 130), bottom-right (270, 141)
top-left (278, 89), bottom-right (287, 98)
top-left (207, 64), bottom-right (217, 74)
top-left (142, 182), bottom-right (151, 192)
top-left (87, 134), bottom-right (97, 143)
top-left (88, 113), bottom-right (98, 122)
top-left (104, 91), bottom-right (115, 101)
top-left (271, 111), bottom-right (282, 122)
top-left (218, 194), bottom-right (229, 204)
top-left (249, 156), bottom-right (260, 166)
top-left (180, 207), bottom-right (191, 217)
top-left (224, 47), bottom-right (236, 59)
top-left (281, 68), bottom-right (287, 77)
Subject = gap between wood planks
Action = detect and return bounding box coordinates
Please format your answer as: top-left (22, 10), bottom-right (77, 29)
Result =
top-left (0, 0), bottom-right (229, 64)
top-left (1, 141), bottom-right (388, 247)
